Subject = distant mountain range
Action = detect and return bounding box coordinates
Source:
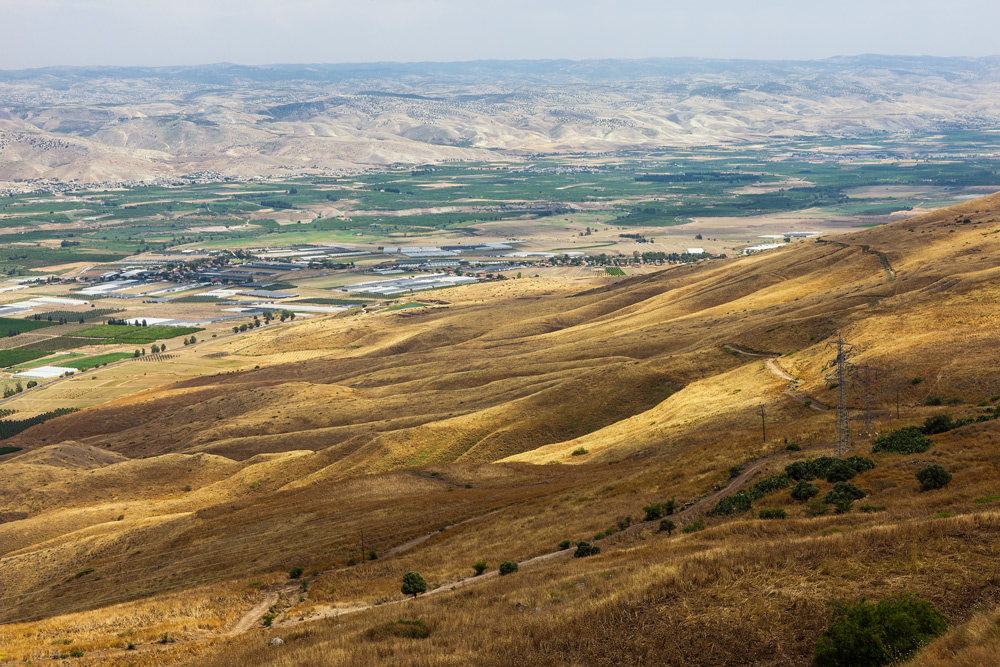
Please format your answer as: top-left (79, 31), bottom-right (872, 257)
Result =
top-left (2, 55), bottom-right (1000, 184)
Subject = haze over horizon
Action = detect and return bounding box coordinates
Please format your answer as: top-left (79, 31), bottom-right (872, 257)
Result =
top-left (2, 0), bottom-right (999, 70)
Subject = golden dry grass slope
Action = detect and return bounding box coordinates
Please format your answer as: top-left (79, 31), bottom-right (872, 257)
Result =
top-left (3, 193), bottom-right (1000, 665)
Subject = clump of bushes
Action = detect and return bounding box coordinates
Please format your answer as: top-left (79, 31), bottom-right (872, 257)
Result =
top-left (499, 561), bottom-right (518, 576)
top-left (823, 482), bottom-right (867, 504)
top-left (921, 413), bottom-right (972, 434)
top-left (786, 457), bottom-right (875, 482)
top-left (824, 482), bottom-right (867, 513)
top-left (557, 539), bottom-right (572, 550)
top-left (790, 480), bottom-right (820, 502)
top-left (472, 561), bottom-right (488, 576)
top-left (708, 490), bottom-right (753, 516)
top-left (871, 426), bottom-right (932, 454)
top-left (759, 508), bottom-right (787, 520)
top-left (288, 567), bottom-right (304, 579)
top-left (574, 541), bottom-right (601, 558)
top-left (813, 594), bottom-right (947, 666)
top-left (571, 447), bottom-right (588, 456)
top-left (747, 473), bottom-right (792, 499)
top-left (709, 473), bottom-right (795, 516)
top-left (642, 499), bottom-right (679, 521)
top-left (659, 519), bottom-right (676, 535)
top-left (916, 464), bottom-right (952, 491)
top-left (682, 521), bottom-right (705, 533)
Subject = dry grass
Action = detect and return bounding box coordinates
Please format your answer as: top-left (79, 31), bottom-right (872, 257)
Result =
top-left (3, 195), bottom-right (1000, 663)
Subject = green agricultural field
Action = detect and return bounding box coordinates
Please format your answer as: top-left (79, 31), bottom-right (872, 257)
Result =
top-left (62, 352), bottom-right (134, 370)
top-left (14, 353), bottom-right (84, 370)
top-left (0, 349), bottom-right (50, 368)
top-left (74, 325), bottom-right (204, 344)
top-left (0, 317), bottom-right (60, 334)
top-left (0, 128), bottom-right (996, 267)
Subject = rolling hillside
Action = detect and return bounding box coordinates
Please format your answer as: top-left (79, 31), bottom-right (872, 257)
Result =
top-left (2, 193), bottom-right (1000, 664)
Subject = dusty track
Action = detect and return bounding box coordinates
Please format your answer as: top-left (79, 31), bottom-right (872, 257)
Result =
top-left (724, 344), bottom-right (829, 412)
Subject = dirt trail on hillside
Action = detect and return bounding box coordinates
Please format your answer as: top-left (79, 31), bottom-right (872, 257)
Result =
top-left (724, 344), bottom-right (829, 412)
top-left (253, 456), bottom-right (781, 633)
top-left (227, 588), bottom-right (283, 636)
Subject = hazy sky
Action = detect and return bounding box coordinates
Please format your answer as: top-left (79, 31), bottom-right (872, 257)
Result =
top-left (2, 0), bottom-right (998, 69)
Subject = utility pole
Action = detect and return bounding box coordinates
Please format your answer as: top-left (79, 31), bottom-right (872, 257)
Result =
top-left (825, 335), bottom-right (856, 458)
top-left (760, 405), bottom-right (766, 443)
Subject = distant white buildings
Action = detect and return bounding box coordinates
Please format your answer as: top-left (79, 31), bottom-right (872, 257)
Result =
top-left (743, 243), bottom-right (787, 254)
top-left (686, 247), bottom-right (705, 254)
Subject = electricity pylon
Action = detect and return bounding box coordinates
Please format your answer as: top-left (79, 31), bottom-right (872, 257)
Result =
top-left (825, 335), bottom-right (855, 457)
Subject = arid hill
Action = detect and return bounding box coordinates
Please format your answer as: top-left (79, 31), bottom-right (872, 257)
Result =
top-left (3, 193), bottom-right (1000, 664)
top-left (3, 56), bottom-right (1000, 183)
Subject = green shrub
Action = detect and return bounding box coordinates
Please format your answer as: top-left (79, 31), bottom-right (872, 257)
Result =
top-left (871, 426), bottom-right (932, 454)
top-left (643, 499), bottom-right (679, 520)
top-left (824, 460), bottom-right (857, 483)
top-left (787, 457), bottom-right (851, 481)
top-left (659, 519), bottom-right (676, 535)
top-left (557, 539), bottom-right (572, 550)
top-left (786, 459), bottom-right (817, 481)
top-left (858, 504), bottom-right (885, 513)
top-left (843, 456), bottom-right (876, 474)
top-left (574, 541), bottom-right (601, 558)
top-left (786, 442), bottom-right (802, 451)
top-left (401, 571), bottom-right (427, 597)
top-left (288, 566), bottom-right (304, 579)
top-left (833, 499), bottom-right (855, 514)
top-left (921, 413), bottom-right (972, 434)
top-left (813, 594), bottom-right (948, 667)
top-left (790, 480), bottom-right (820, 502)
top-left (472, 561), bottom-right (488, 576)
top-left (911, 376), bottom-right (923, 385)
top-left (728, 464), bottom-right (744, 479)
top-left (498, 561), bottom-right (518, 576)
top-left (571, 447), bottom-right (588, 456)
top-left (747, 473), bottom-right (792, 499)
top-left (682, 521), bottom-right (705, 534)
top-left (916, 464), bottom-right (952, 491)
top-left (69, 649), bottom-right (84, 657)
top-left (924, 395), bottom-right (943, 406)
top-left (261, 613), bottom-right (275, 627)
top-left (824, 482), bottom-right (867, 505)
top-left (922, 413), bottom-right (955, 434)
top-left (708, 490), bottom-right (753, 516)
top-left (759, 508), bottom-right (787, 520)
